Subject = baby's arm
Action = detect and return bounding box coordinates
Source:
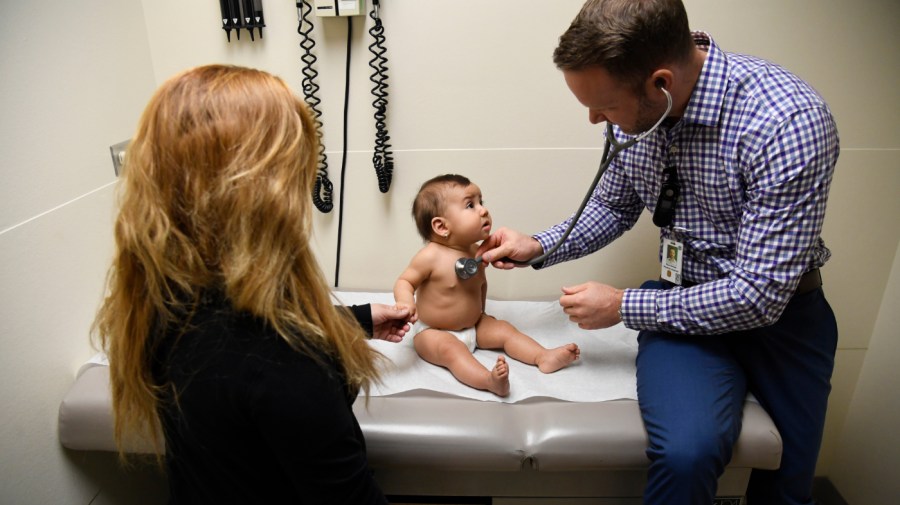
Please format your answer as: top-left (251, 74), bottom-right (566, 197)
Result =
top-left (393, 248), bottom-right (434, 316)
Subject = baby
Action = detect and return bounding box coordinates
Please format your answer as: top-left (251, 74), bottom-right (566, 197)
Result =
top-left (394, 174), bottom-right (580, 397)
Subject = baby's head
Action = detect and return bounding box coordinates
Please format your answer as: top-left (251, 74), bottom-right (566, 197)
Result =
top-left (412, 174), bottom-right (473, 241)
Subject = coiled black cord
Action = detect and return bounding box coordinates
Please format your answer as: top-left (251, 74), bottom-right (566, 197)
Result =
top-left (297, 1), bottom-right (333, 213)
top-left (368, 2), bottom-right (393, 193)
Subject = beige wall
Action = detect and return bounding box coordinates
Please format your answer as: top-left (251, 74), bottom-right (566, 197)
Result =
top-left (830, 244), bottom-right (900, 503)
top-left (1, 0), bottom-right (897, 503)
top-left (0, 1), bottom-right (160, 503)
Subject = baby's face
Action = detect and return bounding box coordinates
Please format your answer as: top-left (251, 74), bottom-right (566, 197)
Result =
top-left (441, 183), bottom-right (492, 243)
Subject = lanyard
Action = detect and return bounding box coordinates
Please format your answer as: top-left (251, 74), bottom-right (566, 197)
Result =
top-left (652, 165), bottom-right (680, 228)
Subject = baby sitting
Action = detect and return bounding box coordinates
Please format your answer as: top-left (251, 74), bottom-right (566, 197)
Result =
top-left (394, 174), bottom-right (580, 397)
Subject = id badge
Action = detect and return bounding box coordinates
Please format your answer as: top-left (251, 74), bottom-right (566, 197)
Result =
top-left (661, 237), bottom-right (684, 285)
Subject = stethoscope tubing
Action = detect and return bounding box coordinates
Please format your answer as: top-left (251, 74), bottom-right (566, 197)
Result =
top-left (457, 87), bottom-right (673, 279)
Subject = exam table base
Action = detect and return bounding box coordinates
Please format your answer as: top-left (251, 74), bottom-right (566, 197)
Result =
top-left (378, 467), bottom-right (750, 504)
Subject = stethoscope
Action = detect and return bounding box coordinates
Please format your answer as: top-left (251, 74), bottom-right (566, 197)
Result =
top-left (455, 85), bottom-right (674, 280)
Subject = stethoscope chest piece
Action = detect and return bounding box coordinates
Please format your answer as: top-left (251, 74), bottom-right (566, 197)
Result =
top-left (455, 257), bottom-right (480, 280)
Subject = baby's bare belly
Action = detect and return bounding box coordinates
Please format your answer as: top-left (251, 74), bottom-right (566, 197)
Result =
top-left (417, 295), bottom-right (482, 330)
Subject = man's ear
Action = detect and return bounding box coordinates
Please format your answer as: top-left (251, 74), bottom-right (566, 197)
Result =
top-left (431, 217), bottom-right (449, 238)
top-left (648, 69), bottom-right (673, 95)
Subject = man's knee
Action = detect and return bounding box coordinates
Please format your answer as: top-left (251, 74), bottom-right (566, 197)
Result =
top-left (648, 432), bottom-right (732, 480)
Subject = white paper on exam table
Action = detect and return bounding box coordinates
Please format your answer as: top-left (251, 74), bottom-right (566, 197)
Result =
top-left (332, 291), bottom-right (639, 404)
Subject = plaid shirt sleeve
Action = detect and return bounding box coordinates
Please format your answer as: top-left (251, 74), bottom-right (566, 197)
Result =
top-left (532, 153), bottom-right (645, 266)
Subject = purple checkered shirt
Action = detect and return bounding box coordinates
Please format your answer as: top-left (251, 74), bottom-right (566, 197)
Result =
top-left (534, 33), bottom-right (839, 334)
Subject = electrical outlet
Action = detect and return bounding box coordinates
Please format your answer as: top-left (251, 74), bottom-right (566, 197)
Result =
top-left (110, 139), bottom-right (129, 176)
top-left (314, 0), bottom-right (365, 17)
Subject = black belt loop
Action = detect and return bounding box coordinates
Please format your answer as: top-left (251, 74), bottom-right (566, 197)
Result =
top-left (660, 268), bottom-right (822, 296)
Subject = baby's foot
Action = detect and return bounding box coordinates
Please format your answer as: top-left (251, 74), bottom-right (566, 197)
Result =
top-left (488, 355), bottom-right (510, 397)
top-left (536, 343), bottom-right (580, 373)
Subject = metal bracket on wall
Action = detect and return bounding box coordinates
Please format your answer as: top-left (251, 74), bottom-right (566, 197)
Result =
top-left (110, 139), bottom-right (129, 176)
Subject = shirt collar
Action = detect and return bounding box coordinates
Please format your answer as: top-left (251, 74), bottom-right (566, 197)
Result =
top-left (681, 31), bottom-right (728, 128)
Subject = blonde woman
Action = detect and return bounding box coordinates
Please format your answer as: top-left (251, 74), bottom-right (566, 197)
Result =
top-left (94, 65), bottom-right (408, 504)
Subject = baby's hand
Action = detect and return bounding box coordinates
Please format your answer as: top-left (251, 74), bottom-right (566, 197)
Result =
top-left (393, 302), bottom-right (417, 323)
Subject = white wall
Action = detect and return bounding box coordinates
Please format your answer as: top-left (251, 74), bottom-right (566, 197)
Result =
top-left (0, 1), bottom-right (163, 503)
top-left (1, 1), bottom-right (897, 503)
top-left (830, 245), bottom-right (900, 503)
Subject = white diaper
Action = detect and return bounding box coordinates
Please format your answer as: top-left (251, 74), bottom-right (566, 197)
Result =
top-left (413, 322), bottom-right (477, 352)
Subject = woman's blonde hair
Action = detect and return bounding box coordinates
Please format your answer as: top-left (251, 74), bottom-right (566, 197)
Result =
top-left (93, 64), bottom-right (380, 461)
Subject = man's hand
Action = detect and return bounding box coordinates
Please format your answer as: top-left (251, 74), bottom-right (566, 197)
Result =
top-left (559, 282), bottom-right (623, 330)
top-left (476, 227), bottom-right (544, 270)
top-left (370, 303), bottom-right (415, 343)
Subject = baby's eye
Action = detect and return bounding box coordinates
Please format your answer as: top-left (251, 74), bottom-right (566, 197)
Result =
top-left (466, 202), bottom-right (475, 209)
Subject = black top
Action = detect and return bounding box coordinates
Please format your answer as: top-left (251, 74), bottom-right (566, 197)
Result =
top-left (151, 295), bottom-right (386, 505)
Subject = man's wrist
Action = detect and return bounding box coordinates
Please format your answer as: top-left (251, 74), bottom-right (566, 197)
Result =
top-left (528, 236), bottom-right (548, 269)
top-left (616, 289), bottom-right (624, 324)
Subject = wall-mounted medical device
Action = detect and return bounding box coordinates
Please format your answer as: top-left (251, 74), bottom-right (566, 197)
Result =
top-left (313, 0), bottom-right (365, 17)
top-left (296, 0), bottom-right (390, 217)
top-left (219, 0), bottom-right (266, 41)
top-left (368, 0), bottom-right (393, 193)
top-left (296, 0), bottom-right (391, 287)
top-left (297, 1), bottom-right (334, 213)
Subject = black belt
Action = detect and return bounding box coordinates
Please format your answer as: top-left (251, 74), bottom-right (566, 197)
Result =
top-left (794, 268), bottom-right (823, 295)
top-left (663, 268), bottom-right (822, 296)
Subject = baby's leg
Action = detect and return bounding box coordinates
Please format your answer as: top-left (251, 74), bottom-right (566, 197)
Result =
top-left (414, 329), bottom-right (510, 397)
top-left (475, 315), bottom-right (580, 373)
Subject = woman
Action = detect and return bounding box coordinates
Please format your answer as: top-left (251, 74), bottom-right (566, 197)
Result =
top-left (94, 64), bottom-right (396, 504)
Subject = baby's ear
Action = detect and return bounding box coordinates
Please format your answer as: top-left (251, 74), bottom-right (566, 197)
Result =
top-left (431, 217), bottom-right (449, 238)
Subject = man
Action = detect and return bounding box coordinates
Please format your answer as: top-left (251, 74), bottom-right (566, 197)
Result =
top-left (477, 0), bottom-right (839, 503)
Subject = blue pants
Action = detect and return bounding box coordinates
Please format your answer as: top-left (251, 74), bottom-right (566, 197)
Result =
top-left (636, 281), bottom-right (837, 505)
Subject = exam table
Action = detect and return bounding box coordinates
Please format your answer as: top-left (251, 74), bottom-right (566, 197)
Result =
top-left (58, 292), bottom-right (782, 504)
